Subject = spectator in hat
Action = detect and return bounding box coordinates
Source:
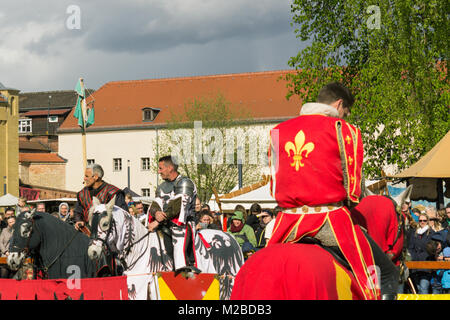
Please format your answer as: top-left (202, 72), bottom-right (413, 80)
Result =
top-left (227, 210), bottom-right (257, 256)
top-left (437, 247), bottom-right (450, 293)
top-left (255, 209), bottom-right (274, 249)
top-left (227, 204), bottom-right (247, 231)
top-left (58, 202), bottom-right (70, 222)
top-left (246, 203), bottom-right (262, 232)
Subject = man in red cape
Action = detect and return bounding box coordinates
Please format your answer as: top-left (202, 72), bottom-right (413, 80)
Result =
top-left (266, 82), bottom-right (398, 300)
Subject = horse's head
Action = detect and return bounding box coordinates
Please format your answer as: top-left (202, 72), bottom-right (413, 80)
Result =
top-left (7, 209), bottom-right (38, 270)
top-left (87, 196), bottom-right (115, 260)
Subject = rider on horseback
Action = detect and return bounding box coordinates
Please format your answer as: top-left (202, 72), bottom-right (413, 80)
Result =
top-left (147, 155), bottom-right (201, 274)
top-left (73, 163), bottom-right (128, 234)
top-left (266, 82), bottom-right (399, 300)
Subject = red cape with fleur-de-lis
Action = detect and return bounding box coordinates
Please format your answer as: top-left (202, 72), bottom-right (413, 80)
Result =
top-left (267, 114), bottom-right (380, 300)
top-left (268, 114), bottom-right (363, 207)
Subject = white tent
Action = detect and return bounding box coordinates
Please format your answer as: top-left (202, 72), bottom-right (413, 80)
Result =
top-left (0, 193), bottom-right (18, 207)
top-left (209, 177), bottom-right (277, 212)
top-left (209, 177), bottom-right (392, 212)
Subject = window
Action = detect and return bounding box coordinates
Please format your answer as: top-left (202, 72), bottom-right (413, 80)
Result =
top-left (141, 188), bottom-right (151, 197)
top-left (87, 159), bottom-right (95, 165)
top-left (48, 116), bottom-right (58, 123)
top-left (113, 158), bottom-right (122, 171)
top-left (19, 119), bottom-right (32, 133)
top-left (141, 157), bottom-right (150, 170)
top-left (142, 107), bottom-right (160, 122)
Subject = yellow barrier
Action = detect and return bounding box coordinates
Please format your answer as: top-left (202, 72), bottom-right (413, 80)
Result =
top-left (397, 294), bottom-right (450, 300)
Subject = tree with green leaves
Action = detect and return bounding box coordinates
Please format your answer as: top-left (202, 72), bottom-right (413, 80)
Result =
top-left (285, 0), bottom-right (449, 178)
top-left (154, 93), bottom-right (264, 203)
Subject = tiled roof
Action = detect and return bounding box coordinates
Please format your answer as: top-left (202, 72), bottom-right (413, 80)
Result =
top-left (58, 70), bottom-right (301, 132)
top-left (19, 153), bottom-right (66, 163)
top-left (21, 108), bottom-right (72, 117)
top-left (19, 141), bottom-right (51, 152)
top-left (19, 90), bottom-right (87, 111)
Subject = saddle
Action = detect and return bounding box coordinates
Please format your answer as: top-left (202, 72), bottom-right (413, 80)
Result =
top-left (298, 237), bottom-right (351, 272)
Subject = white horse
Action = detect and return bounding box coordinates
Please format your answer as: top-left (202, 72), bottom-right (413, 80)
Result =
top-left (87, 196), bottom-right (244, 300)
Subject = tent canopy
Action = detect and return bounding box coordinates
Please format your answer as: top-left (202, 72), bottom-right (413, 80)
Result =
top-left (209, 176), bottom-right (395, 212)
top-left (391, 130), bottom-right (450, 206)
top-left (209, 177), bottom-right (277, 212)
top-left (0, 193), bottom-right (18, 207)
top-left (393, 130), bottom-right (450, 178)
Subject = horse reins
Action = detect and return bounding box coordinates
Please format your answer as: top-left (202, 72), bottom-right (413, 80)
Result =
top-left (41, 229), bottom-right (80, 274)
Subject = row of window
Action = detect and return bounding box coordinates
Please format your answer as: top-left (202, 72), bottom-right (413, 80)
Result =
top-left (19, 107), bottom-right (159, 134)
top-left (88, 158), bottom-right (151, 172)
top-left (19, 117), bottom-right (58, 133)
top-left (88, 158), bottom-right (152, 197)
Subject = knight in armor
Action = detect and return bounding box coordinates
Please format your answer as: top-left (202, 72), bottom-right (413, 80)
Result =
top-left (148, 155), bottom-right (200, 273)
top-left (73, 163), bottom-right (128, 233)
top-left (266, 82), bottom-right (399, 299)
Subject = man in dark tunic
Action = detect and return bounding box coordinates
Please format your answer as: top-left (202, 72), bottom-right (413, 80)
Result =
top-left (74, 163), bottom-right (128, 233)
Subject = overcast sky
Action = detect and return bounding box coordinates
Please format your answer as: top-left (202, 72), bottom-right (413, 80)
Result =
top-left (0, 0), bottom-right (303, 93)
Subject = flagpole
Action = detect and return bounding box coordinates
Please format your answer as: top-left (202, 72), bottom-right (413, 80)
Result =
top-left (80, 78), bottom-right (87, 173)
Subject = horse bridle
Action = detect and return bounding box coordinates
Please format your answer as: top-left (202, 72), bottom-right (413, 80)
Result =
top-left (89, 210), bottom-right (115, 249)
top-left (10, 214), bottom-right (37, 258)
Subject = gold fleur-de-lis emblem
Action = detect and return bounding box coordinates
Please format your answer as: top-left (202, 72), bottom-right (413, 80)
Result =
top-left (348, 156), bottom-right (353, 166)
top-left (284, 130), bottom-right (315, 171)
top-left (345, 135), bottom-right (352, 145)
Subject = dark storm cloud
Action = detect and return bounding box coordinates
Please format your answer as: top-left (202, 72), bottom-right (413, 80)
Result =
top-left (0, 0), bottom-right (299, 92)
top-left (81, 0), bottom-right (293, 54)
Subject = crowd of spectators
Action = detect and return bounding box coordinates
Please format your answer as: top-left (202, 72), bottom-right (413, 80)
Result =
top-left (404, 202), bottom-right (450, 294)
top-left (1, 195), bottom-right (449, 296)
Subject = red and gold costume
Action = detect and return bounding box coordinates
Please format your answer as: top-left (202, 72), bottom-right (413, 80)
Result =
top-left (266, 103), bottom-right (380, 300)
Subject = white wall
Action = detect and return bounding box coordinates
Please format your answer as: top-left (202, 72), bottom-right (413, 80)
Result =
top-left (59, 130), bottom-right (159, 194)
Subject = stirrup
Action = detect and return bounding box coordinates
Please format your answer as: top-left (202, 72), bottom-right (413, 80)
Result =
top-left (174, 265), bottom-right (201, 277)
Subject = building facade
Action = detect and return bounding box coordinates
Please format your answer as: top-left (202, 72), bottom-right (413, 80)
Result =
top-left (58, 70), bottom-right (301, 196)
top-left (18, 90), bottom-right (79, 152)
top-left (0, 82), bottom-right (20, 197)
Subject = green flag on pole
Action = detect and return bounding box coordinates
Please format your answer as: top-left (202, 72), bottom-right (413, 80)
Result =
top-left (86, 105), bottom-right (95, 127)
top-left (73, 78), bottom-right (94, 128)
top-left (74, 96), bottom-right (83, 127)
top-left (74, 78), bottom-right (85, 128)
top-left (75, 79), bottom-right (85, 98)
